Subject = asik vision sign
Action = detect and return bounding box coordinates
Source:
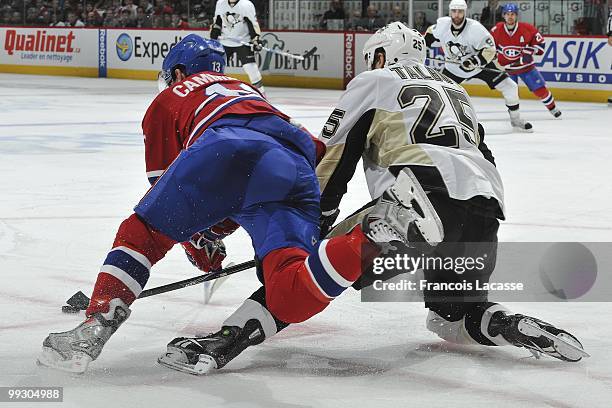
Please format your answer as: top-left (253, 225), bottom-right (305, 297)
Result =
top-left (535, 36), bottom-right (611, 90)
top-left (0, 27), bottom-right (98, 75)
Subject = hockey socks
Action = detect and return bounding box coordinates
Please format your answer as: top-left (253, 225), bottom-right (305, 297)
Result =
top-left (87, 213), bottom-right (174, 315)
top-left (533, 86), bottom-right (561, 117)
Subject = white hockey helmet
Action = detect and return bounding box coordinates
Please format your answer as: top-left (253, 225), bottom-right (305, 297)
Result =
top-left (449, 0), bottom-right (468, 11)
top-left (363, 22), bottom-right (426, 69)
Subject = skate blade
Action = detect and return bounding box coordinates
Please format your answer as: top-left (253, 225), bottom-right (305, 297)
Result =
top-left (519, 319), bottom-right (590, 361)
top-left (512, 125), bottom-right (534, 133)
top-left (391, 169), bottom-right (444, 245)
top-left (158, 351), bottom-right (217, 375)
top-left (203, 263), bottom-right (234, 304)
top-left (37, 346), bottom-right (91, 374)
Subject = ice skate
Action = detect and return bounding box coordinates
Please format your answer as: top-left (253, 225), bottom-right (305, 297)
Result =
top-left (363, 168), bottom-right (444, 247)
top-left (158, 319), bottom-right (266, 375)
top-left (550, 107), bottom-right (562, 118)
top-left (508, 109), bottom-right (533, 132)
top-left (37, 298), bottom-right (131, 373)
top-left (488, 311), bottom-right (589, 362)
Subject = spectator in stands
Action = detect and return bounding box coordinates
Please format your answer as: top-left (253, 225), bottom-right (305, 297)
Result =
top-left (573, 17), bottom-right (589, 35)
top-left (25, 7), bottom-right (38, 24)
top-left (347, 9), bottom-right (361, 30)
top-left (122, 0), bottom-right (138, 18)
top-left (118, 7), bottom-right (135, 27)
top-left (176, 13), bottom-right (189, 28)
top-left (161, 10), bottom-right (172, 27)
top-left (38, 9), bottom-right (52, 25)
top-left (64, 10), bottom-right (85, 26)
top-left (608, 3), bottom-right (612, 46)
top-left (320, 0), bottom-right (345, 30)
top-left (355, 4), bottom-right (385, 32)
top-left (389, 5), bottom-right (406, 25)
top-left (413, 11), bottom-right (431, 33)
top-left (480, 0), bottom-right (503, 30)
top-left (135, 6), bottom-right (152, 27)
top-left (9, 10), bottom-right (23, 25)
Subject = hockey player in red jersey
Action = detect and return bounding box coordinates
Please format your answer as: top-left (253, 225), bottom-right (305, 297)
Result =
top-left (37, 34), bottom-right (443, 375)
top-left (491, 3), bottom-right (561, 117)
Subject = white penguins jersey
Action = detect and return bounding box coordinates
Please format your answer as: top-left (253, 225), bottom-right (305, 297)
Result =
top-left (214, 0), bottom-right (260, 47)
top-left (429, 17), bottom-right (496, 79)
top-left (316, 63), bottom-right (505, 216)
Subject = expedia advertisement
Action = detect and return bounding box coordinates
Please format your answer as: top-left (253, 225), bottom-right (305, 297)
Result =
top-left (104, 29), bottom-right (342, 85)
top-left (0, 27), bottom-right (97, 73)
top-left (105, 29), bottom-right (189, 78)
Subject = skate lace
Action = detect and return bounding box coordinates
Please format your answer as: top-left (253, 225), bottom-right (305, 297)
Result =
top-left (366, 220), bottom-right (401, 243)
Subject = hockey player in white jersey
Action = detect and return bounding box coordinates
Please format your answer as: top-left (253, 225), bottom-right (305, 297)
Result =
top-left (424, 0), bottom-right (532, 132)
top-left (211, 0), bottom-right (265, 93)
top-left (317, 22), bottom-right (587, 362)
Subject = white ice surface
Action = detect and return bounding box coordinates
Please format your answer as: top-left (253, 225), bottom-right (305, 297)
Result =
top-left (1, 74), bottom-right (611, 408)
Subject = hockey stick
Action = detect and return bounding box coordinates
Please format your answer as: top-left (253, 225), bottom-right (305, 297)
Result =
top-left (440, 58), bottom-right (506, 74)
top-left (220, 37), bottom-right (305, 61)
top-left (63, 260), bottom-right (256, 312)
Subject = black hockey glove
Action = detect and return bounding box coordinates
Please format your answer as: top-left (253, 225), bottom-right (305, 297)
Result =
top-left (210, 24), bottom-right (222, 40)
top-left (461, 55), bottom-right (481, 72)
top-left (320, 208), bottom-right (340, 239)
top-left (249, 36), bottom-right (263, 52)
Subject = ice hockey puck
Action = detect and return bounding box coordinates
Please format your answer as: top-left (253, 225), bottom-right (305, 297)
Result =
top-left (62, 305), bottom-right (81, 314)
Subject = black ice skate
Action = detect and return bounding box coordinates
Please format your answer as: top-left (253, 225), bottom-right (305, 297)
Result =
top-left (158, 319), bottom-right (266, 375)
top-left (488, 311), bottom-right (589, 362)
top-left (363, 168), bottom-right (444, 248)
top-left (37, 298), bottom-right (131, 373)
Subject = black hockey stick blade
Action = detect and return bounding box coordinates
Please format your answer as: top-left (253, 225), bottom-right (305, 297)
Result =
top-left (66, 291), bottom-right (90, 310)
top-left (63, 260), bottom-right (256, 311)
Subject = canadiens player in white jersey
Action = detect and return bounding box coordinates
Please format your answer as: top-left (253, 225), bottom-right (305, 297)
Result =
top-left (317, 22), bottom-right (588, 362)
top-left (211, 0), bottom-right (266, 94)
top-left (424, 0), bottom-right (532, 132)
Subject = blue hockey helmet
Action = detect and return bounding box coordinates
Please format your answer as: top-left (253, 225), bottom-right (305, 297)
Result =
top-left (502, 3), bottom-right (519, 15)
top-left (158, 34), bottom-right (226, 91)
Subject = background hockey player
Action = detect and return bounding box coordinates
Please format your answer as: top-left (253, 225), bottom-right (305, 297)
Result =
top-left (37, 34), bottom-right (441, 375)
top-left (317, 22), bottom-right (587, 363)
top-left (210, 0), bottom-right (266, 94)
top-left (491, 3), bottom-right (561, 118)
top-left (425, 0), bottom-right (532, 132)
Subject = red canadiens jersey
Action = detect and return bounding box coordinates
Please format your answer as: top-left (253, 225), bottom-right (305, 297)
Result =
top-left (490, 22), bottom-right (545, 75)
top-left (141, 72), bottom-right (289, 184)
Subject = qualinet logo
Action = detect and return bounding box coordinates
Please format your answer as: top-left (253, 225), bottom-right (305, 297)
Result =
top-left (4, 30), bottom-right (77, 55)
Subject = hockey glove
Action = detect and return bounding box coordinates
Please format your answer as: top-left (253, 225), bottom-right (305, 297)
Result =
top-left (181, 219), bottom-right (239, 272)
top-left (320, 208), bottom-right (340, 239)
top-left (519, 50), bottom-right (534, 65)
top-left (250, 36), bottom-right (263, 52)
top-left (181, 239), bottom-right (226, 272)
top-left (210, 24), bottom-right (222, 40)
top-left (461, 55), bottom-right (481, 72)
